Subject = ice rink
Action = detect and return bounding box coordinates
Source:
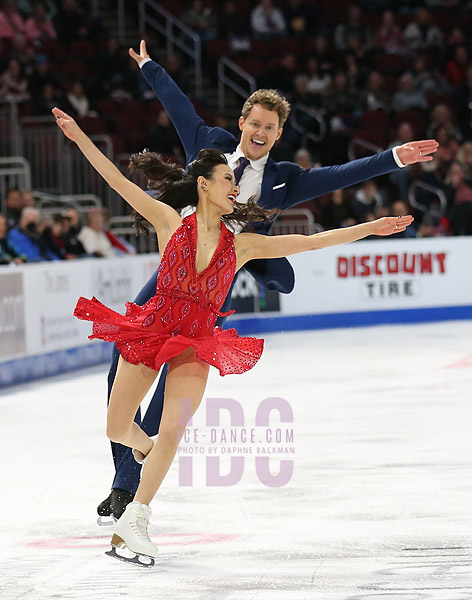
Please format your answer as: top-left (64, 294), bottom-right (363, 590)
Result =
top-left (1, 320), bottom-right (472, 600)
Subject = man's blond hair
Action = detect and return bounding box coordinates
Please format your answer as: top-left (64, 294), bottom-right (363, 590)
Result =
top-left (241, 89), bottom-right (291, 127)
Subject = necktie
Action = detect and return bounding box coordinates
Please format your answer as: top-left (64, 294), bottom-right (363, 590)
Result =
top-left (233, 157), bottom-right (250, 185)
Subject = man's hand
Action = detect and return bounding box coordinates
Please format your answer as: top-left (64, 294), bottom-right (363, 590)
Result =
top-left (396, 140), bottom-right (439, 165)
top-left (129, 39), bottom-right (150, 66)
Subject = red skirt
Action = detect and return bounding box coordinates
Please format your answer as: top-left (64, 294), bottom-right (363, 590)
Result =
top-left (74, 296), bottom-right (263, 377)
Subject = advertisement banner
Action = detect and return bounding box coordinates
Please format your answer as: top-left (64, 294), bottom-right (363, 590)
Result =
top-left (281, 237), bottom-right (472, 315)
top-left (0, 254), bottom-right (159, 363)
top-left (0, 272), bottom-right (26, 358)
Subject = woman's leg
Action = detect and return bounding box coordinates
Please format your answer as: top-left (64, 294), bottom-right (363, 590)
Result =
top-left (134, 347), bottom-right (210, 505)
top-left (107, 356), bottom-right (159, 457)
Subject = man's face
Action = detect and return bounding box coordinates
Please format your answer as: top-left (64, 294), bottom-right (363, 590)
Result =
top-left (238, 104), bottom-right (283, 161)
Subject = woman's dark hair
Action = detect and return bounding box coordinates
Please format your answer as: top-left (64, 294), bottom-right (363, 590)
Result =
top-left (128, 148), bottom-right (278, 235)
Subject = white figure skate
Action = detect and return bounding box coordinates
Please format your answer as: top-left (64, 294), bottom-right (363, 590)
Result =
top-left (106, 501), bottom-right (158, 567)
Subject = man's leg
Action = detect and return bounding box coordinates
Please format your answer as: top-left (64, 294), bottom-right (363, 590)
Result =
top-left (98, 271), bottom-right (159, 518)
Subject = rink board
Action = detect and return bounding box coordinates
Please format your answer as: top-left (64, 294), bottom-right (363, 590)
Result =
top-left (0, 237), bottom-right (471, 385)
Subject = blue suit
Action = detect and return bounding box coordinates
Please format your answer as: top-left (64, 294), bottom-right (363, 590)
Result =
top-left (107, 60), bottom-right (402, 494)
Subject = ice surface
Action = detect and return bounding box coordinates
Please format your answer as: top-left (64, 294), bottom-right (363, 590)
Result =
top-left (1, 321), bottom-right (472, 599)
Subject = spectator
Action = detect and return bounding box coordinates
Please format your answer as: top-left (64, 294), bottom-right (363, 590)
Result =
top-left (362, 70), bottom-right (390, 112)
top-left (40, 213), bottom-right (67, 259)
top-left (32, 81), bottom-right (65, 115)
top-left (390, 200), bottom-right (417, 237)
top-left (392, 73), bottom-right (428, 112)
top-left (181, 0), bottom-right (217, 44)
top-left (445, 45), bottom-right (469, 88)
top-left (294, 148), bottom-right (313, 169)
top-left (63, 207), bottom-right (87, 257)
top-left (309, 35), bottom-right (335, 75)
top-left (334, 4), bottom-right (368, 51)
top-left (427, 104), bottom-right (462, 143)
top-left (408, 54), bottom-right (450, 94)
top-left (372, 9), bottom-right (406, 53)
top-left (21, 189), bottom-right (35, 207)
top-left (445, 163), bottom-right (472, 236)
top-left (431, 125), bottom-right (460, 170)
top-left (444, 162), bottom-right (472, 204)
top-left (251, 0), bottom-right (286, 39)
top-left (0, 58), bottom-right (30, 101)
top-left (321, 188), bottom-right (356, 229)
top-left (305, 56), bottom-right (331, 96)
top-left (403, 7), bottom-right (443, 50)
top-left (78, 209), bottom-right (116, 258)
top-left (325, 70), bottom-right (361, 128)
top-left (162, 52), bottom-right (189, 94)
top-left (24, 0), bottom-right (57, 43)
top-left (283, 0), bottom-right (317, 38)
top-left (147, 109), bottom-right (182, 158)
top-left (53, 0), bottom-right (89, 42)
top-left (291, 74), bottom-right (319, 108)
top-left (9, 32), bottom-right (36, 73)
top-left (456, 141), bottom-right (472, 180)
top-left (389, 122), bottom-right (417, 198)
top-left (351, 180), bottom-right (383, 222)
top-left (7, 207), bottom-right (60, 261)
top-left (263, 52), bottom-right (298, 96)
top-left (67, 81), bottom-right (91, 118)
top-left (0, 214), bottom-right (25, 264)
top-left (218, 1), bottom-right (249, 40)
top-left (5, 188), bottom-right (23, 228)
top-left (0, 0), bottom-right (26, 41)
top-left (28, 53), bottom-right (59, 100)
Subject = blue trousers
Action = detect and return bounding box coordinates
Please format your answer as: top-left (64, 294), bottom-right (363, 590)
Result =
top-left (106, 257), bottom-right (294, 494)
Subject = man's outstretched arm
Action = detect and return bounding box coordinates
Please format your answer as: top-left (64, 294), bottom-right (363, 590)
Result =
top-left (130, 40), bottom-right (236, 161)
top-left (280, 139), bottom-right (439, 210)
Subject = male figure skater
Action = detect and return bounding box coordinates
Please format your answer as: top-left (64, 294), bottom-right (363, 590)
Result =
top-left (98, 40), bottom-right (438, 521)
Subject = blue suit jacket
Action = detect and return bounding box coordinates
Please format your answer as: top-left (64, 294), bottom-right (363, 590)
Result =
top-left (141, 60), bottom-right (401, 293)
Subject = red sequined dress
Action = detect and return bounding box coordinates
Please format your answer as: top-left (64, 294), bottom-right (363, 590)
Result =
top-left (73, 213), bottom-right (263, 376)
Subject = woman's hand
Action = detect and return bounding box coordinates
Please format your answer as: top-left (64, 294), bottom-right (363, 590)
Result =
top-left (52, 107), bottom-right (81, 142)
top-left (371, 215), bottom-right (414, 236)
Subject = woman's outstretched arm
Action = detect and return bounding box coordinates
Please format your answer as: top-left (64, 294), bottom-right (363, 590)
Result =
top-left (52, 107), bottom-right (181, 234)
top-left (235, 216), bottom-right (414, 269)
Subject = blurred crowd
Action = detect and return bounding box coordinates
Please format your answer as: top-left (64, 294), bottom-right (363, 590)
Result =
top-left (1, 0), bottom-right (472, 242)
top-left (0, 187), bottom-right (135, 264)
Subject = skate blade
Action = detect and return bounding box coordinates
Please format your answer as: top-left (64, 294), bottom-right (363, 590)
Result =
top-left (97, 515), bottom-right (117, 527)
top-left (105, 545), bottom-right (155, 568)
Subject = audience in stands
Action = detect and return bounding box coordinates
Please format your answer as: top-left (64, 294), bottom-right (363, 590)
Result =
top-left (0, 57), bottom-right (29, 100)
top-left (0, 213), bottom-right (25, 263)
top-left (78, 208), bottom-right (115, 258)
top-left (24, 0), bottom-right (57, 43)
top-left (251, 0), bottom-right (286, 39)
top-left (2, 0), bottom-right (472, 240)
top-left (7, 206), bottom-right (60, 261)
top-left (5, 188), bottom-right (23, 229)
top-left (0, 0), bottom-right (26, 41)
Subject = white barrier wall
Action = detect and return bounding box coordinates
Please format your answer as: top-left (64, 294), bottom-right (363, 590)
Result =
top-left (1, 237), bottom-right (471, 385)
top-left (281, 236), bottom-right (470, 314)
top-left (0, 255), bottom-right (159, 384)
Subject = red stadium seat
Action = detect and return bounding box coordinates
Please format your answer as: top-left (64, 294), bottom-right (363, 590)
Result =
top-left (373, 53), bottom-right (409, 75)
top-left (394, 109), bottom-right (427, 138)
top-left (360, 110), bottom-right (391, 132)
top-left (234, 58), bottom-right (265, 78)
top-left (79, 115), bottom-right (108, 135)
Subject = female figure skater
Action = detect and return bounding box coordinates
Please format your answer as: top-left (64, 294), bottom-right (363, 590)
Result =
top-left (52, 107), bottom-right (413, 566)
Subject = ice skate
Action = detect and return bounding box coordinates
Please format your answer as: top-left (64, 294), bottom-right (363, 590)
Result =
top-left (132, 434), bottom-right (158, 465)
top-left (106, 501), bottom-right (158, 567)
top-left (97, 488), bottom-right (134, 526)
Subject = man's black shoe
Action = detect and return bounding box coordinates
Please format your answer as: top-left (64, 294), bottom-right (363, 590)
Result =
top-left (97, 492), bottom-right (113, 516)
top-left (110, 488), bottom-right (135, 519)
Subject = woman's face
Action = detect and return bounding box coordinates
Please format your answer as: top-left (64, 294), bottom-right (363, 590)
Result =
top-left (204, 164), bottom-right (239, 214)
